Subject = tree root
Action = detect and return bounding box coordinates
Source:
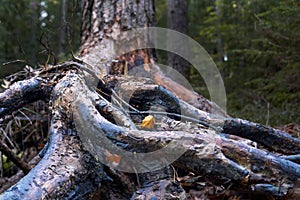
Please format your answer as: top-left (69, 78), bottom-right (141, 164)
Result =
top-left (0, 77), bottom-right (50, 118)
top-left (0, 64), bottom-right (300, 199)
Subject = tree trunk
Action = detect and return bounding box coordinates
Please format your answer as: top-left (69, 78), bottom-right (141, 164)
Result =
top-left (59, 0), bottom-right (67, 55)
top-left (0, 0), bottom-right (300, 199)
top-left (215, 0), bottom-right (223, 64)
top-left (167, 0), bottom-right (190, 79)
top-left (29, 0), bottom-right (38, 64)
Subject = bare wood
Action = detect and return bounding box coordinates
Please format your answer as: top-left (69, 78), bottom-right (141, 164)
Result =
top-left (0, 75), bottom-right (105, 199)
top-left (1, 63), bottom-right (300, 199)
top-left (222, 118), bottom-right (300, 154)
top-left (152, 66), bottom-right (228, 117)
top-left (0, 77), bottom-right (50, 118)
top-left (0, 0), bottom-right (299, 199)
top-left (71, 77), bottom-right (300, 195)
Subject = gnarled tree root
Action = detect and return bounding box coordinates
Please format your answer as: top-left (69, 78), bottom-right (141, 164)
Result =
top-left (1, 66), bottom-right (300, 199)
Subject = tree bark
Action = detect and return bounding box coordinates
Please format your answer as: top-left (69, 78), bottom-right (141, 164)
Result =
top-left (167, 0), bottom-right (190, 79)
top-left (59, 0), bottom-right (67, 55)
top-left (29, 0), bottom-right (38, 64)
top-left (215, 0), bottom-right (224, 64)
top-left (0, 0), bottom-right (300, 199)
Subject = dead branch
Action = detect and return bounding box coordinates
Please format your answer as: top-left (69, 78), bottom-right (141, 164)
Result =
top-left (0, 140), bottom-right (31, 174)
top-left (0, 77), bottom-right (50, 118)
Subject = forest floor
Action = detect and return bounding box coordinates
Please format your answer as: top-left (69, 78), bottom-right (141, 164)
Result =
top-left (0, 66), bottom-right (299, 199)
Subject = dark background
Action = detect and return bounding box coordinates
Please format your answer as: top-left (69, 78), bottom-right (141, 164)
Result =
top-left (0, 0), bottom-right (299, 126)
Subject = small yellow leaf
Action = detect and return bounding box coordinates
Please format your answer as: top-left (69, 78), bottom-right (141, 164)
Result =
top-left (141, 115), bottom-right (155, 129)
top-left (1, 79), bottom-right (10, 89)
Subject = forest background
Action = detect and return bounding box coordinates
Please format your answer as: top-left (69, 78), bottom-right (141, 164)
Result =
top-left (0, 0), bottom-right (299, 126)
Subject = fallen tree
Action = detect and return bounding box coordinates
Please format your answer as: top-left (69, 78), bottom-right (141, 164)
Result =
top-left (1, 0), bottom-right (300, 199)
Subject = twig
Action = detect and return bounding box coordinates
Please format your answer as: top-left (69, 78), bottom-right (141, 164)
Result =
top-left (0, 140), bottom-right (31, 174)
top-left (111, 89), bottom-right (140, 114)
top-left (0, 128), bottom-right (16, 151)
top-left (110, 88), bottom-right (222, 131)
top-left (39, 32), bottom-right (57, 65)
top-left (18, 110), bottom-right (33, 125)
top-left (38, 61), bottom-right (103, 90)
top-left (71, 52), bottom-right (107, 80)
top-left (111, 96), bottom-right (131, 117)
top-left (280, 154), bottom-right (300, 162)
top-left (2, 60), bottom-right (27, 66)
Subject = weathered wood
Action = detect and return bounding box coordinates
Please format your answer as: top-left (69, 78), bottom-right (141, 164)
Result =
top-left (101, 76), bottom-right (300, 155)
top-left (0, 0), bottom-right (299, 199)
top-left (131, 180), bottom-right (187, 200)
top-left (0, 155), bottom-right (41, 194)
top-left (0, 77), bottom-right (49, 118)
top-left (72, 74), bottom-right (300, 196)
top-left (0, 75), bottom-right (106, 200)
top-left (1, 62), bottom-right (300, 199)
top-left (222, 118), bottom-right (300, 154)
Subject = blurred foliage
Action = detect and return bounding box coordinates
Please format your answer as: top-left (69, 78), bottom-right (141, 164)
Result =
top-left (0, 0), bottom-right (81, 78)
top-left (1, 0), bottom-right (299, 126)
top-left (156, 0), bottom-right (300, 126)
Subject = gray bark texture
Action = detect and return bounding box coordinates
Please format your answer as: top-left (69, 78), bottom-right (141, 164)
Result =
top-left (0, 0), bottom-right (300, 199)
